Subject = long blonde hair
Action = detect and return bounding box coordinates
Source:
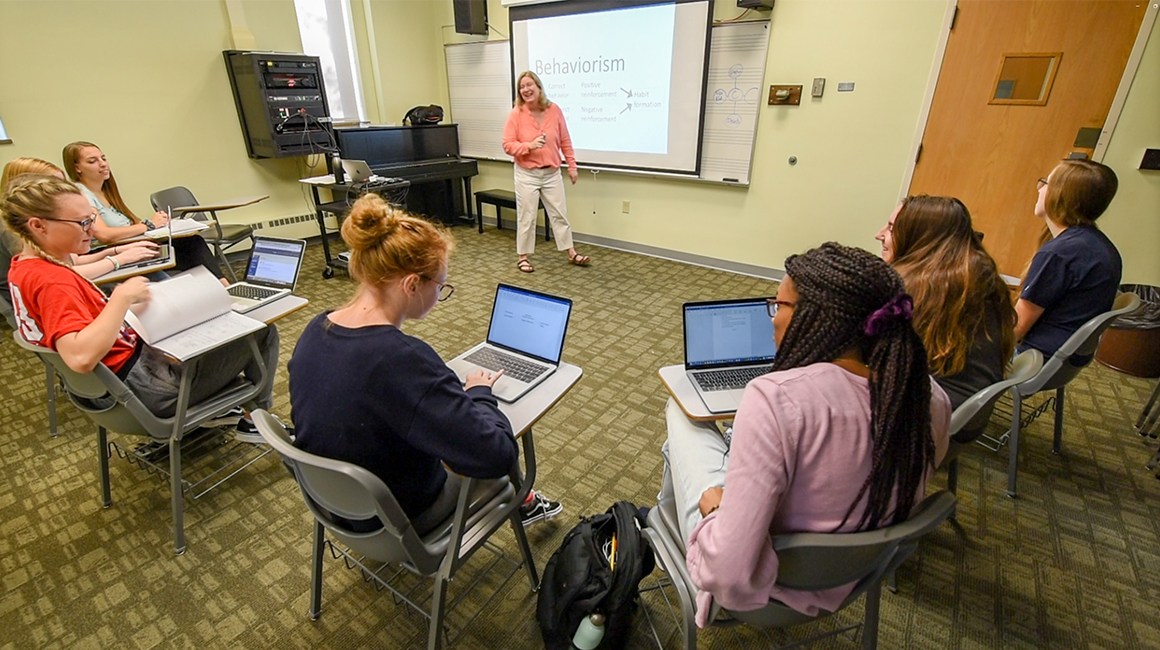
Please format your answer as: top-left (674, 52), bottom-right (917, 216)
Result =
top-left (62, 141), bottom-right (141, 224)
top-left (340, 193), bottom-right (454, 289)
top-left (2, 158), bottom-right (65, 194)
top-left (1, 173), bottom-right (102, 292)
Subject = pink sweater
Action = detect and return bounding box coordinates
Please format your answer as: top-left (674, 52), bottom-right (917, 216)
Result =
top-left (685, 363), bottom-right (950, 627)
top-left (502, 103), bottom-right (577, 171)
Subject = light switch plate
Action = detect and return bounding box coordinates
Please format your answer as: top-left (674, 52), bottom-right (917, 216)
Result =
top-left (811, 78), bottom-right (825, 97)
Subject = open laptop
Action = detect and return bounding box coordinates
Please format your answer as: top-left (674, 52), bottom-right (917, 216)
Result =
top-left (683, 297), bottom-right (777, 413)
top-left (447, 284), bottom-right (573, 403)
top-left (119, 227), bottom-right (173, 270)
top-left (341, 159), bottom-right (386, 184)
top-left (227, 236), bottom-right (307, 313)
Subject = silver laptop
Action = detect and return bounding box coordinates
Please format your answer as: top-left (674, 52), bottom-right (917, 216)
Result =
top-left (119, 226), bottom-right (173, 270)
top-left (447, 284), bottom-right (573, 403)
top-left (227, 236), bottom-right (307, 313)
top-left (683, 297), bottom-right (777, 414)
top-left (341, 159), bottom-right (380, 184)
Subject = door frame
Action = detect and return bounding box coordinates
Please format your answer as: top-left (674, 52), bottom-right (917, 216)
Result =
top-left (897, 0), bottom-right (1159, 201)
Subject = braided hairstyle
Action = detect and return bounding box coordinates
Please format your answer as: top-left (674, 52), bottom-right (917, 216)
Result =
top-left (772, 242), bottom-right (935, 529)
top-left (1, 173), bottom-right (103, 294)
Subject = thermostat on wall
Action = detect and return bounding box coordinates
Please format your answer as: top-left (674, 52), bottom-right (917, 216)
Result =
top-left (837, 82), bottom-right (855, 92)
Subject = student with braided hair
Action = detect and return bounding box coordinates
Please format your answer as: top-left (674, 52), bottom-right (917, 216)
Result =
top-left (659, 242), bottom-right (950, 627)
top-left (2, 173), bottom-right (278, 430)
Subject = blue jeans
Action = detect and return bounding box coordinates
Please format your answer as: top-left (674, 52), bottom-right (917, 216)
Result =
top-left (124, 325), bottom-right (279, 418)
top-left (659, 398), bottom-right (730, 546)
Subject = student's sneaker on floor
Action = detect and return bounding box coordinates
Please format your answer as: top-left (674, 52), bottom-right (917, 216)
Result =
top-left (520, 491), bottom-right (563, 527)
top-left (201, 406), bottom-right (246, 429)
top-left (234, 415), bottom-right (294, 444)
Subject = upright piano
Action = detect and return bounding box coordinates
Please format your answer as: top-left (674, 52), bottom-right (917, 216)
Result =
top-left (335, 124), bottom-right (478, 225)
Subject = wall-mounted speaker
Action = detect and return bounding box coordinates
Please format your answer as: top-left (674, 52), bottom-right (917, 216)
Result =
top-left (454, 0), bottom-right (488, 36)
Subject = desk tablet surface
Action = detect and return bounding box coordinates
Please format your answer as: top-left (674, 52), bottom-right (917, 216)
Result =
top-left (171, 195), bottom-right (269, 212)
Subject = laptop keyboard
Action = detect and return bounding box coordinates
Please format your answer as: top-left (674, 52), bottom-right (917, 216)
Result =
top-left (692, 365), bottom-right (771, 392)
top-left (465, 347), bottom-right (550, 384)
top-left (228, 284), bottom-right (280, 300)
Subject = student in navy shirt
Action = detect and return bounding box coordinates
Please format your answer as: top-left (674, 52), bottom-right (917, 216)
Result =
top-left (287, 194), bottom-right (562, 534)
top-left (1017, 160), bottom-right (1122, 361)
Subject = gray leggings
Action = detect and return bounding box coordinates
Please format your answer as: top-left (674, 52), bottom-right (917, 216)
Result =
top-left (123, 325), bottom-right (279, 418)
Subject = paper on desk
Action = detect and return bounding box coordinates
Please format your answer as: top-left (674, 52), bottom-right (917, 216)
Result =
top-left (125, 270), bottom-right (264, 361)
top-left (147, 311), bottom-right (264, 362)
top-left (143, 219), bottom-right (208, 239)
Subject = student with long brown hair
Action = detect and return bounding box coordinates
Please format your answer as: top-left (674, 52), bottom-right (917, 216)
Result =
top-left (1016, 160), bottom-right (1122, 361)
top-left (1, 174), bottom-right (278, 429)
top-left (875, 195), bottom-right (1016, 429)
top-left (62, 141), bottom-right (226, 280)
top-left (287, 193), bottom-right (562, 532)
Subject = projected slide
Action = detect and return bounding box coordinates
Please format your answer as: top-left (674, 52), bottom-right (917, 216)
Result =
top-left (511, 0), bottom-right (711, 174)
top-left (528, 4), bottom-right (674, 154)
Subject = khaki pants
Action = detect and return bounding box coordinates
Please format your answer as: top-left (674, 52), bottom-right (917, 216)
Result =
top-left (514, 165), bottom-right (574, 256)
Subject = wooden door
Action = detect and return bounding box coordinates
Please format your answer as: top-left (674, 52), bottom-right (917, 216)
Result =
top-left (909, 0), bottom-right (1147, 276)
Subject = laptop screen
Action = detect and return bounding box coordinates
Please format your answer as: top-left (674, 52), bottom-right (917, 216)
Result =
top-left (683, 298), bottom-right (777, 369)
top-left (245, 238), bottom-right (305, 289)
top-left (487, 284), bottom-right (572, 364)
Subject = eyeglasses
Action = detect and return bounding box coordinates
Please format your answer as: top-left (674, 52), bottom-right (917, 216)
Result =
top-left (421, 275), bottom-right (455, 302)
top-left (766, 298), bottom-right (796, 318)
top-left (42, 216), bottom-right (95, 230)
top-left (1036, 178), bottom-right (1049, 190)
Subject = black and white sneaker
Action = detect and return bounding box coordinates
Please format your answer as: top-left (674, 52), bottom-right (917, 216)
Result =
top-left (520, 491), bottom-right (563, 527)
top-left (234, 415), bottom-right (294, 444)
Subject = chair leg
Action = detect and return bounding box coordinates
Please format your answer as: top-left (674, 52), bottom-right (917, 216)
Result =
top-left (509, 512), bottom-right (540, 591)
top-left (98, 426), bottom-right (112, 508)
top-left (885, 568), bottom-right (897, 593)
top-left (862, 580), bottom-right (881, 650)
top-left (1052, 386), bottom-right (1065, 454)
top-left (45, 363), bottom-right (58, 438)
top-left (1007, 391), bottom-right (1023, 498)
top-left (310, 520), bottom-right (325, 620)
top-left (215, 245), bottom-right (238, 283)
top-left (946, 457), bottom-right (959, 495)
top-left (170, 437), bottom-right (186, 555)
top-left (428, 574), bottom-right (450, 650)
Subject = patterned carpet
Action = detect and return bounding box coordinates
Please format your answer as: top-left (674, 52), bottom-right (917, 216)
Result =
top-left (2, 226), bottom-right (1160, 650)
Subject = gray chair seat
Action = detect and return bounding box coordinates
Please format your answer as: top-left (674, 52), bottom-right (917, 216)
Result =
top-left (644, 489), bottom-right (957, 650)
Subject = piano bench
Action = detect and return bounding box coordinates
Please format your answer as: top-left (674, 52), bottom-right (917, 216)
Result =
top-left (474, 189), bottom-right (550, 241)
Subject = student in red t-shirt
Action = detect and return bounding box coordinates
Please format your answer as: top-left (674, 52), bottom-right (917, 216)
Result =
top-left (1, 173), bottom-right (278, 432)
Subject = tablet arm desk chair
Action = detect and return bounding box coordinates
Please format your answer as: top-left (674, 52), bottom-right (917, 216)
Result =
top-left (150, 186), bottom-right (255, 282)
top-left (251, 410), bottom-right (540, 650)
top-left (642, 490), bottom-right (957, 650)
top-left (942, 349), bottom-right (1043, 495)
top-left (13, 332), bottom-right (269, 554)
top-left (999, 292), bottom-right (1140, 497)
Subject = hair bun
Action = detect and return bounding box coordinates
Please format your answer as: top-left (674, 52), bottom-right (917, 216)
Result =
top-left (341, 193), bottom-right (398, 252)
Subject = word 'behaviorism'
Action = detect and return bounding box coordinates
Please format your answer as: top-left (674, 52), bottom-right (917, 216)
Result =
top-left (534, 56), bottom-right (626, 75)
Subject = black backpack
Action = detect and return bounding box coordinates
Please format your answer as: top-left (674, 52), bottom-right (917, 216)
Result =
top-left (536, 501), bottom-right (655, 650)
top-left (402, 104), bottom-right (444, 126)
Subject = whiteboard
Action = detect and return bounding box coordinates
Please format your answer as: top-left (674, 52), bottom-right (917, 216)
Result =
top-left (443, 21), bottom-right (770, 185)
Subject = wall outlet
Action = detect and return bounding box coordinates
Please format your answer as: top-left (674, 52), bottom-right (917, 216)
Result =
top-left (622, 200), bottom-right (630, 214)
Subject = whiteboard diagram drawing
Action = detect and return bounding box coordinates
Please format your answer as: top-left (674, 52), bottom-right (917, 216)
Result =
top-left (713, 64), bottom-right (762, 127)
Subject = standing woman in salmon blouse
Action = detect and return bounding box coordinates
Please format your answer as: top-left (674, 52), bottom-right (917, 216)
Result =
top-left (502, 70), bottom-right (591, 273)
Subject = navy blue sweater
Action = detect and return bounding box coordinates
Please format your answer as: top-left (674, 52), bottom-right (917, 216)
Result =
top-left (288, 313), bottom-right (518, 519)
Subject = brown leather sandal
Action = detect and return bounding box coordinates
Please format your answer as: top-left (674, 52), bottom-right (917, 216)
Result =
top-left (517, 259), bottom-right (535, 273)
top-left (568, 253), bottom-right (590, 266)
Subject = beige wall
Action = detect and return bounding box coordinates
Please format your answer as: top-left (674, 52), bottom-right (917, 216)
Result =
top-left (1101, 16), bottom-right (1160, 286)
top-left (0, 0), bottom-right (441, 238)
top-left (431, 0), bottom-right (950, 274)
top-left (3, 0), bottom-right (1155, 284)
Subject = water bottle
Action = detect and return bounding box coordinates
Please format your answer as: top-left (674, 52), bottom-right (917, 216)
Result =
top-left (572, 612), bottom-right (605, 649)
top-left (331, 154), bottom-right (345, 184)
